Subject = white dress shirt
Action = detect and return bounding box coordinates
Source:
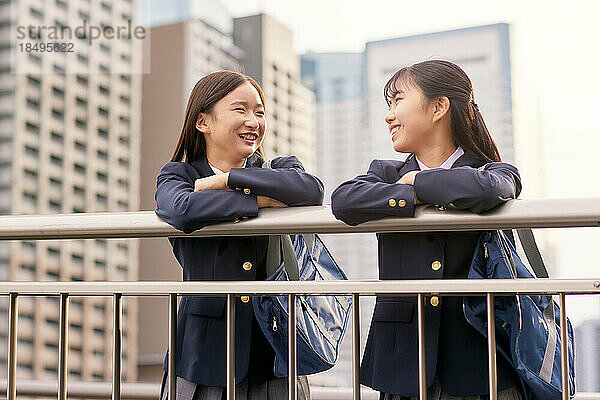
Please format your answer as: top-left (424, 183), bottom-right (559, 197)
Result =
top-left (416, 147), bottom-right (464, 171)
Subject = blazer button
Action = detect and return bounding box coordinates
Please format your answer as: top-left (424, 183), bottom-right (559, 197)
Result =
top-left (243, 261), bottom-right (253, 271)
top-left (398, 199), bottom-right (406, 208)
top-left (430, 296), bottom-right (439, 307)
top-left (388, 199), bottom-right (396, 207)
top-left (243, 188), bottom-right (251, 195)
top-left (241, 296), bottom-right (250, 303)
top-left (431, 261), bottom-right (442, 271)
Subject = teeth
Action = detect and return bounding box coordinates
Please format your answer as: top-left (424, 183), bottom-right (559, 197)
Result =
top-left (391, 126), bottom-right (400, 135)
top-left (239, 134), bottom-right (257, 140)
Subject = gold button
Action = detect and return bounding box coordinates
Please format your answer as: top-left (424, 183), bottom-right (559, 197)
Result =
top-left (243, 261), bottom-right (252, 271)
top-left (233, 218), bottom-right (241, 224)
top-left (241, 296), bottom-right (250, 303)
top-left (438, 205), bottom-right (446, 211)
top-left (398, 199), bottom-right (406, 208)
top-left (430, 296), bottom-right (439, 307)
top-left (243, 188), bottom-right (251, 195)
top-left (388, 199), bottom-right (396, 207)
top-left (431, 261), bottom-right (442, 271)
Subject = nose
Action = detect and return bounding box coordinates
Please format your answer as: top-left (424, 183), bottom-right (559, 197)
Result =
top-left (384, 107), bottom-right (395, 125)
top-left (245, 113), bottom-right (259, 129)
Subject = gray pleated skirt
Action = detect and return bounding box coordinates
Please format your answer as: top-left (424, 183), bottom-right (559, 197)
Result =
top-left (160, 373), bottom-right (311, 400)
top-left (379, 378), bottom-right (522, 400)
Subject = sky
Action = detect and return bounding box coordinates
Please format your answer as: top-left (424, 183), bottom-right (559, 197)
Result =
top-left (218, 0), bottom-right (600, 324)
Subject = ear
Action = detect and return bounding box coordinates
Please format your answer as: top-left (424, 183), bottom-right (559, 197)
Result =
top-left (432, 97), bottom-right (450, 124)
top-left (195, 113), bottom-right (210, 134)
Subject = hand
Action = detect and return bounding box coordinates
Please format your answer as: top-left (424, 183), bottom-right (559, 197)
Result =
top-left (396, 170), bottom-right (419, 185)
top-left (194, 173), bottom-right (228, 191)
top-left (396, 171), bottom-right (422, 204)
top-left (257, 195), bottom-right (287, 209)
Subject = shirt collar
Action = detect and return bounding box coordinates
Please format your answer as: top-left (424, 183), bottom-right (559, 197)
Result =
top-left (208, 160), bottom-right (247, 175)
top-left (416, 147), bottom-right (464, 171)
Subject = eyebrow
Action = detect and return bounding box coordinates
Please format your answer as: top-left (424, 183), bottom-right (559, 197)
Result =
top-left (230, 100), bottom-right (264, 108)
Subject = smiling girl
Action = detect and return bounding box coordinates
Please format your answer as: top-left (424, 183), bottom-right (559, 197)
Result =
top-left (331, 60), bottom-right (523, 400)
top-left (155, 70), bottom-right (322, 400)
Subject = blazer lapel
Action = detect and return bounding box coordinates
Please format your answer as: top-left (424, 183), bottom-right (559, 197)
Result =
top-left (451, 151), bottom-right (486, 169)
top-left (396, 155), bottom-right (419, 180)
top-left (189, 152), bottom-right (265, 179)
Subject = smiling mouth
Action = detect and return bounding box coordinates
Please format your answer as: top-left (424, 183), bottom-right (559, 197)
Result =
top-left (239, 133), bottom-right (258, 141)
top-left (390, 125), bottom-right (401, 137)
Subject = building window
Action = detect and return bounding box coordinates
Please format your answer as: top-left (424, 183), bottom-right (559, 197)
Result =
top-left (71, 253), bottom-right (83, 265)
top-left (119, 95), bottom-right (130, 104)
top-left (73, 163), bottom-right (86, 174)
top-left (56, 0), bottom-right (67, 10)
top-left (28, 53), bottom-right (42, 65)
top-left (50, 154), bottom-right (63, 166)
top-left (53, 64), bottom-right (65, 74)
top-left (51, 108), bottom-right (64, 120)
top-left (75, 96), bottom-right (88, 107)
top-left (24, 169), bottom-right (38, 179)
top-left (26, 98), bottom-right (40, 110)
top-left (98, 106), bottom-right (109, 118)
top-left (49, 177), bottom-right (62, 189)
top-left (24, 144), bottom-right (39, 156)
top-left (75, 118), bottom-right (87, 130)
top-left (73, 185), bottom-right (85, 197)
top-left (30, 7), bottom-right (43, 20)
top-left (52, 86), bottom-right (65, 98)
top-left (96, 193), bottom-right (107, 204)
top-left (27, 76), bottom-right (41, 88)
top-left (96, 171), bottom-right (107, 182)
top-left (100, 44), bottom-right (110, 54)
top-left (25, 122), bottom-right (40, 135)
top-left (77, 54), bottom-right (88, 65)
top-left (51, 131), bottom-right (64, 143)
top-left (49, 199), bottom-right (61, 212)
top-left (97, 149), bottom-right (108, 160)
top-left (98, 85), bottom-right (110, 96)
top-left (23, 191), bottom-right (37, 203)
top-left (118, 157), bottom-right (129, 168)
top-left (99, 64), bottom-right (110, 74)
top-left (74, 141), bottom-right (86, 152)
top-left (76, 75), bottom-right (88, 86)
top-left (98, 127), bottom-right (108, 138)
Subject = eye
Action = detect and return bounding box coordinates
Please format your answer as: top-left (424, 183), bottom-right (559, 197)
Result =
top-left (234, 107), bottom-right (245, 112)
top-left (256, 110), bottom-right (265, 116)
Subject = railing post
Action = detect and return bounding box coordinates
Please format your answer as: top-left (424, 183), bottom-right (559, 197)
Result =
top-left (487, 293), bottom-right (498, 400)
top-left (7, 293), bottom-right (18, 400)
top-left (352, 294), bottom-right (361, 400)
top-left (58, 293), bottom-right (69, 400)
top-left (288, 294), bottom-right (297, 400)
top-left (168, 293), bottom-right (177, 400)
top-left (112, 293), bottom-right (123, 400)
top-left (417, 293), bottom-right (426, 400)
top-left (227, 294), bottom-right (236, 400)
top-left (559, 293), bottom-right (569, 400)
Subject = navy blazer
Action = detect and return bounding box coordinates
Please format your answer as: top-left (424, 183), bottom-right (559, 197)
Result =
top-left (155, 153), bottom-right (324, 387)
top-left (331, 152), bottom-right (522, 397)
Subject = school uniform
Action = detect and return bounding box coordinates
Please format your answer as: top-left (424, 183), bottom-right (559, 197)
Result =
top-left (154, 153), bottom-right (323, 399)
top-left (331, 149), bottom-right (523, 399)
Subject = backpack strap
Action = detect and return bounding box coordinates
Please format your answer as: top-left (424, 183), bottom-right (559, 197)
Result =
top-left (504, 229), bottom-right (549, 279)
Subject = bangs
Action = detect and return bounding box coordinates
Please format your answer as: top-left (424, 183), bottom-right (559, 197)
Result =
top-left (383, 67), bottom-right (414, 106)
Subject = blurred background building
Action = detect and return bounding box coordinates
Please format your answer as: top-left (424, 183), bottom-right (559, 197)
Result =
top-left (575, 319), bottom-right (600, 392)
top-left (0, 0), bottom-right (142, 383)
top-left (233, 14), bottom-right (316, 172)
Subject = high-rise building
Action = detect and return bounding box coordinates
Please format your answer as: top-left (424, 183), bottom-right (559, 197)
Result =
top-left (365, 23), bottom-right (514, 163)
top-left (233, 14), bottom-right (316, 172)
top-left (575, 319), bottom-right (600, 392)
top-left (137, 0), bottom-right (244, 382)
top-left (0, 0), bottom-right (143, 382)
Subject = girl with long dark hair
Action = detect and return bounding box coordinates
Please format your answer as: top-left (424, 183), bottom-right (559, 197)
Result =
top-left (331, 60), bottom-right (523, 400)
top-left (155, 70), bottom-right (321, 400)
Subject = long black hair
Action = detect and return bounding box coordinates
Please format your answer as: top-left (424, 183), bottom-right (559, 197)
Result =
top-left (170, 70), bottom-right (265, 163)
top-left (384, 60), bottom-right (501, 163)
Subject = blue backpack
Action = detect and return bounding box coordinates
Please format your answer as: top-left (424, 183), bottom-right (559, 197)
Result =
top-left (464, 230), bottom-right (576, 399)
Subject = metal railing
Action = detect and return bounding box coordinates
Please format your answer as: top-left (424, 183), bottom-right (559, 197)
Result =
top-left (1, 198), bottom-right (599, 400)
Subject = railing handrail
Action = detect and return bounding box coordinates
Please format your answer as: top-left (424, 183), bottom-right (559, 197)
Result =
top-left (0, 198), bottom-right (599, 240)
top-left (0, 278), bottom-right (599, 295)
